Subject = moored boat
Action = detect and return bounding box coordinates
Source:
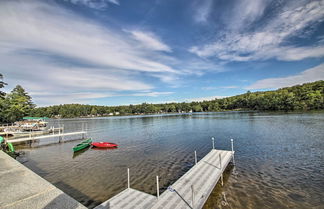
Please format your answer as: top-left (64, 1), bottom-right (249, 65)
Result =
top-left (73, 138), bottom-right (92, 152)
top-left (92, 142), bottom-right (118, 148)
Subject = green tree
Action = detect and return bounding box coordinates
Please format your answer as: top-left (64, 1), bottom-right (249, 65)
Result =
top-left (0, 74), bottom-right (7, 122)
top-left (30, 80), bottom-right (324, 118)
top-left (90, 107), bottom-right (98, 115)
top-left (0, 73), bottom-right (7, 99)
top-left (192, 104), bottom-right (202, 112)
top-left (4, 85), bottom-right (35, 122)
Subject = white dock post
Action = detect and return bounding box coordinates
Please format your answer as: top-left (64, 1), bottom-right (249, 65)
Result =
top-left (85, 123), bottom-right (88, 138)
top-left (62, 125), bottom-right (64, 142)
top-left (156, 176), bottom-right (160, 199)
top-left (127, 168), bottom-right (130, 189)
top-left (81, 123), bottom-right (85, 139)
top-left (58, 126), bottom-right (62, 143)
top-left (191, 185), bottom-right (195, 208)
top-left (212, 137), bottom-right (215, 149)
top-left (194, 151), bottom-right (197, 165)
top-left (219, 153), bottom-right (223, 186)
top-left (231, 139), bottom-right (235, 165)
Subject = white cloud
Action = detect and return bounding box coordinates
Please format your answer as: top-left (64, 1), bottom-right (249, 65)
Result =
top-left (202, 86), bottom-right (238, 90)
top-left (66, 0), bottom-right (119, 9)
top-left (128, 30), bottom-right (172, 52)
top-left (0, 0), bottom-right (182, 105)
top-left (187, 95), bottom-right (227, 102)
top-left (228, 0), bottom-right (268, 31)
top-left (193, 0), bottom-right (213, 23)
top-left (0, 1), bottom-right (176, 73)
top-left (131, 91), bottom-right (174, 97)
top-left (190, 0), bottom-right (324, 62)
top-left (31, 92), bottom-right (117, 106)
top-left (275, 46), bottom-right (324, 61)
top-left (246, 63), bottom-right (324, 90)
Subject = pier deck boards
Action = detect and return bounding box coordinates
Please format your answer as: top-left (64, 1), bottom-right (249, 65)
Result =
top-left (95, 149), bottom-right (233, 209)
top-left (95, 188), bottom-right (157, 209)
top-left (7, 131), bottom-right (86, 143)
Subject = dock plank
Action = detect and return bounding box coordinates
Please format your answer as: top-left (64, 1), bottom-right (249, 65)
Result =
top-left (95, 188), bottom-right (157, 209)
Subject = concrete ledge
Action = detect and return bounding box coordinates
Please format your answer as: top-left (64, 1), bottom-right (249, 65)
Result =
top-left (0, 151), bottom-right (87, 209)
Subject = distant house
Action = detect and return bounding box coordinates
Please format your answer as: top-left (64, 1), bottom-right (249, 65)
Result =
top-left (115, 112), bottom-right (120, 115)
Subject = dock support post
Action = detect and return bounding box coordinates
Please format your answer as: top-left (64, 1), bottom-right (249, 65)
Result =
top-left (212, 137), bottom-right (215, 149)
top-left (85, 123), bottom-right (88, 138)
top-left (127, 168), bottom-right (130, 189)
top-left (219, 153), bottom-right (223, 186)
top-left (62, 125), bottom-right (64, 142)
top-left (191, 185), bottom-right (195, 208)
top-left (156, 176), bottom-right (159, 199)
top-left (81, 123), bottom-right (84, 139)
top-left (231, 139), bottom-right (235, 166)
top-left (221, 173), bottom-right (224, 186)
top-left (58, 126), bottom-right (62, 143)
top-left (194, 151), bottom-right (197, 165)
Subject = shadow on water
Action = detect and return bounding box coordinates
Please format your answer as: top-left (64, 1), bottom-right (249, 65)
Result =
top-left (72, 147), bottom-right (90, 159)
top-left (54, 181), bottom-right (101, 208)
top-left (43, 193), bottom-right (81, 209)
top-left (91, 147), bottom-right (118, 151)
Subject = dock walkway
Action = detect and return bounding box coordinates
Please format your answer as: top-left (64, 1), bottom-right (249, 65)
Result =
top-left (0, 151), bottom-right (87, 209)
top-left (7, 131), bottom-right (86, 143)
top-left (95, 140), bottom-right (235, 209)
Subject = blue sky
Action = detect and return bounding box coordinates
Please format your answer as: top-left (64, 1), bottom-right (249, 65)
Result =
top-left (0, 0), bottom-right (324, 106)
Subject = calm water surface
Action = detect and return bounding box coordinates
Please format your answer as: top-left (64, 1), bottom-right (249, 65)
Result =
top-left (16, 112), bottom-right (324, 209)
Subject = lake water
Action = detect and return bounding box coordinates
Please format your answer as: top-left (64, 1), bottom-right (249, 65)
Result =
top-left (15, 112), bottom-right (324, 209)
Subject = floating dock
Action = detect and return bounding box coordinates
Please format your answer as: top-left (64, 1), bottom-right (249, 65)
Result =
top-left (95, 139), bottom-right (235, 209)
top-left (0, 151), bottom-right (87, 209)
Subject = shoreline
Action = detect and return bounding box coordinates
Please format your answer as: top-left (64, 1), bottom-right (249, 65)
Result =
top-left (43, 109), bottom-right (324, 120)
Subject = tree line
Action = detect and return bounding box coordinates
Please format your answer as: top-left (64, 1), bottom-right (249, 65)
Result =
top-left (32, 80), bottom-right (324, 118)
top-left (0, 73), bottom-right (323, 122)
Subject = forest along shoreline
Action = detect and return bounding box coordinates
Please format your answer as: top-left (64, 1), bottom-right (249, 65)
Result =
top-left (0, 80), bottom-right (323, 123)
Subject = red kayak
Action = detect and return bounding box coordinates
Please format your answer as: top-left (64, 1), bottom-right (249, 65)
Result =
top-left (91, 142), bottom-right (118, 148)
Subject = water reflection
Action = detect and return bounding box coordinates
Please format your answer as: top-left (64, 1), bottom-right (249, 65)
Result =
top-left (72, 147), bottom-right (90, 159)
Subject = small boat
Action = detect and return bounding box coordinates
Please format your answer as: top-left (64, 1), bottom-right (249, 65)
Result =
top-left (73, 138), bottom-right (92, 152)
top-left (92, 142), bottom-right (118, 148)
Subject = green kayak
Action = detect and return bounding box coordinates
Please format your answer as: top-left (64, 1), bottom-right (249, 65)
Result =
top-left (73, 139), bottom-right (92, 152)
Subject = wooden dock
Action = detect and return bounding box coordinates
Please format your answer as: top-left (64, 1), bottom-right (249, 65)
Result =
top-left (7, 131), bottom-right (87, 143)
top-left (95, 139), bottom-right (235, 209)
